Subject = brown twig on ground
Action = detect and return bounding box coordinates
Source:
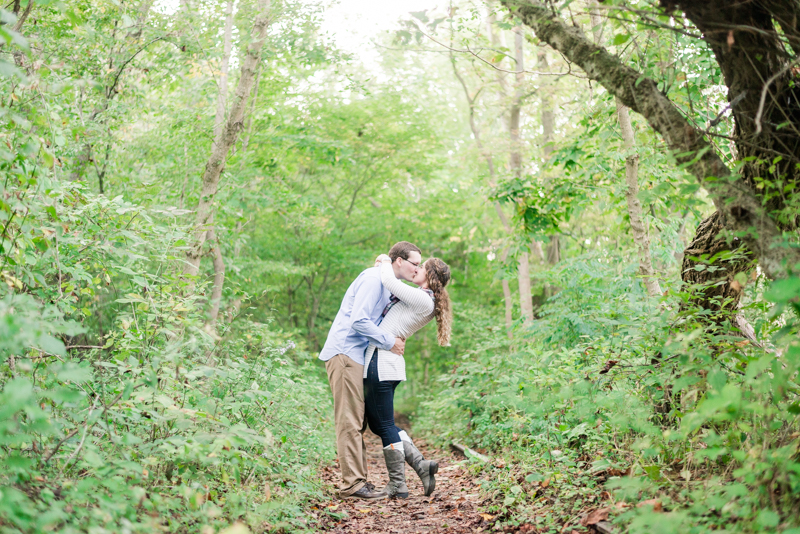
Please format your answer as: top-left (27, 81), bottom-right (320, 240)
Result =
top-left (42, 429), bottom-right (79, 464)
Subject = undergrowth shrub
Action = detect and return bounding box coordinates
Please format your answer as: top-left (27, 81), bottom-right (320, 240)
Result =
top-left (415, 252), bottom-right (800, 534)
top-left (0, 179), bottom-right (334, 533)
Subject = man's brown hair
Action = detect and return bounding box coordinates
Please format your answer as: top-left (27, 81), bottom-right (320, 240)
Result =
top-left (388, 241), bottom-right (421, 263)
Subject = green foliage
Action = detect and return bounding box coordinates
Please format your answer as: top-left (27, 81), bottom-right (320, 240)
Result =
top-left (0, 173), bottom-right (334, 531)
top-left (4, 0), bottom-right (800, 532)
top-left (415, 249), bottom-right (800, 533)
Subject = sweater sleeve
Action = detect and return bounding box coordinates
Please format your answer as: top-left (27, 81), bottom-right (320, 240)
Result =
top-left (351, 271), bottom-right (396, 350)
top-left (380, 260), bottom-right (434, 314)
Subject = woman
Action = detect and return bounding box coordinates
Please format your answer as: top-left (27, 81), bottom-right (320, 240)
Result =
top-left (363, 253), bottom-right (452, 499)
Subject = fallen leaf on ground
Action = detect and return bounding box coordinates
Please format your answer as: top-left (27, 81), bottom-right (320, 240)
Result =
top-left (599, 360), bottom-right (619, 374)
top-left (315, 427), bottom-right (490, 533)
top-left (614, 501), bottom-right (631, 510)
top-left (581, 507), bottom-right (610, 526)
top-left (637, 499), bottom-right (662, 511)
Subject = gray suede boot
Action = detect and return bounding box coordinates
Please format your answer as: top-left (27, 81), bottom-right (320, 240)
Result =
top-left (403, 440), bottom-right (438, 496)
top-left (382, 448), bottom-right (409, 499)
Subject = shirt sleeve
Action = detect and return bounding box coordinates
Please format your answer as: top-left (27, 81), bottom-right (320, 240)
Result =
top-left (351, 272), bottom-right (396, 350)
top-left (380, 260), bottom-right (435, 314)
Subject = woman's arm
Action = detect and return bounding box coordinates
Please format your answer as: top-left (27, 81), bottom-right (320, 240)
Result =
top-left (379, 259), bottom-right (434, 314)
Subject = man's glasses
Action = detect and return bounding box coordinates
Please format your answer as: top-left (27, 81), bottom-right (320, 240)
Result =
top-left (405, 259), bottom-right (420, 268)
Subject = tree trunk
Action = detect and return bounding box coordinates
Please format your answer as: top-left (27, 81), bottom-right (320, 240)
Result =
top-left (501, 251), bottom-right (514, 337)
top-left (502, 0), bottom-right (800, 280)
top-left (587, 2), bottom-right (661, 298)
top-left (451, 20), bottom-right (514, 337)
top-left (681, 211), bottom-right (750, 314)
top-left (616, 101), bottom-right (663, 298)
top-left (539, 49), bottom-right (561, 300)
top-left (207, 226), bottom-right (225, 327)
top-left (204, 0), bottom-right (236, 325)
top-left (539, 49), bottom-right (555, 162)
top-left (239, 67), bottom-right (261, 168)
top-left (214, 0), bottom-right (235, 146)
top-left (184, 0), bottom-right (272, 279)
top-left (669, 1), bottom-right (800, 229)
top-left (224, 218), bottom-right (245, 323)
top-left (517, 248), bottom-right (534, 322)
top-left (510, 25), bottom-right (535, 323)
top-left (180, 142), bottom-right (189, 210)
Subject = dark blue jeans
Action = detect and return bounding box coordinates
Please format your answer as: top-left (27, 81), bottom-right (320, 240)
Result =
top-left (364, 349), bottom-right (403, 447)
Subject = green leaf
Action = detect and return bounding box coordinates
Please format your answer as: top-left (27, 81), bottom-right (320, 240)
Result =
top-left (39, 335), bottom-right (66, 356)
top-left (65, 10), bottom-right (83, 26)
top-left (410, 10), bottom-right (429, 23)
top-left (55, 363), bottom-right (92, 383)
top-left (756, 510), bottom-right (780, 528)
top-left (525, 472), bottom-right (543, 483)
top-left (612, 33), bottom-right (630, 46)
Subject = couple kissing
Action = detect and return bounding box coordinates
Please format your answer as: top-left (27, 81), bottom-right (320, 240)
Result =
top-left (319, 241), bottom-right (453, 500)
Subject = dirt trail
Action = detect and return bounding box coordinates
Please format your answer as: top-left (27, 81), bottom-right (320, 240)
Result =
top-left (316, 426), bottom-right (494, 533)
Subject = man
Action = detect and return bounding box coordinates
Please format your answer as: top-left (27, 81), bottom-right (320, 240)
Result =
top-left (319, 241), bottom-right (422, 499)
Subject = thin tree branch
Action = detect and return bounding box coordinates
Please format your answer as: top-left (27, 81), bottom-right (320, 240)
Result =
top-left (755, 56), bottom-right (800, 134)
top-left (12, 0), bottom-right (33, 32)
top-left (105, 37), bottom-right (164, 100)
top-left (415, 24), bottom-right (583, 77)
top-left (43, 429), bottom-right (79, 464)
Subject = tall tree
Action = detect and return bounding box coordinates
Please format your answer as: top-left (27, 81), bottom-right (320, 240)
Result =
top-left (501, 0), bottom-right (800, 284)
top-left (449, 9), bottom-right (539, 334)
top-left (450, 57), bottom-right (516, 337)
top-left (184, 0), bottom-right (272, 280)
top-left (509, 25), bottom-right (535, 322)
top-left (538, 49), bottom-right (560, 268)
top-left (214, 0), bottom-right (235, 146)
top-left (589, 4), bottom-right (663, 299)
top-left (206, 0), bottom-right (236, 326)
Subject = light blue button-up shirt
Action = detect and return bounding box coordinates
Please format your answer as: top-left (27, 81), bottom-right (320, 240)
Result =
top-left (319, 266), bottom-right (395, 365)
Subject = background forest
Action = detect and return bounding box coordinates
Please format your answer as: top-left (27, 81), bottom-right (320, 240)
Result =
top-left (1, 0), bottom-right (799, 533)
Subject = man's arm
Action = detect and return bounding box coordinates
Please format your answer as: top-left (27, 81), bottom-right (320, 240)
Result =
top-left (350, 272), bottom-right (396, 351)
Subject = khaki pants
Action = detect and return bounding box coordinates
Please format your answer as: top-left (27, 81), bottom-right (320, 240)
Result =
top-left (325, 354), bottom-right (368, 496)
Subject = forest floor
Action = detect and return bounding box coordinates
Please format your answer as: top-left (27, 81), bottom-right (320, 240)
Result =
top-left (312, 417), bottom-right (511, 533)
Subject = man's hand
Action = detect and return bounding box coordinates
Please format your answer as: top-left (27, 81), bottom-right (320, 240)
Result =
top-left (374, 253), bottom-right (391, 267)
top-left (390, 337), bottom-right (405, 356)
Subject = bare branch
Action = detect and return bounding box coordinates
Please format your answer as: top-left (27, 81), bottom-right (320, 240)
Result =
top-left (414, 23), bottom-right (583, 78)
top-left (755, 56), bottom-right (800, 134)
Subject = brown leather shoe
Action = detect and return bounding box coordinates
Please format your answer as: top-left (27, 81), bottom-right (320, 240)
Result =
top-left (343, 483), bottom-right (388, 500)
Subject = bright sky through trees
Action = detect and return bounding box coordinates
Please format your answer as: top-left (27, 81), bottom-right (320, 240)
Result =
top-left (319, 0), bottom-right (434, 67)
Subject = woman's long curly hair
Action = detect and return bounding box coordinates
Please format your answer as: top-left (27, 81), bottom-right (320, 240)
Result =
top-left (425, 258), bottom-right (452, 346)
